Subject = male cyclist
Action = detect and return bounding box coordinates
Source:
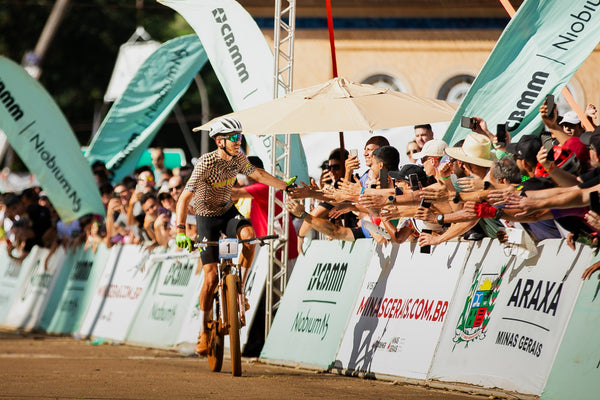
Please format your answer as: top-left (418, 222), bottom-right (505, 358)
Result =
top-left (175, 116), bottom-right (295, 355)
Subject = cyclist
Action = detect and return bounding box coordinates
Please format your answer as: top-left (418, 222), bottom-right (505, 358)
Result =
top-left (175, 116), bottom-right (296, 355)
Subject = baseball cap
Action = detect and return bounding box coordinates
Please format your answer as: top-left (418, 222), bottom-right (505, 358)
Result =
top-left (412, 139), bottom-right (448, 159)
top-left (559, 111), bottom-right (580, 125)
top-left (506, 135), bottom-right (542, 166)
top-left (389, 164), bottom-right (428, 187)
top-left (563, 136), bottom-right (589, 165)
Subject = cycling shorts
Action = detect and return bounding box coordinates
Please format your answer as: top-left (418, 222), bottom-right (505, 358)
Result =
top-left (195, 206), bottom-right (252, 264)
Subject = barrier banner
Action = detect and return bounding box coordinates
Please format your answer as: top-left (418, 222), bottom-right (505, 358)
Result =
top-left (428, 239), bottom-right (591, 395)
top-left (260, 239), bottom-right (374, 368)
top-left (174, 246), bottom-right (268, 353)
top-left (0, 57), bottom-right (105, 223)
top-left (335, 241), bottom-right (468, 379)
top-left (4, 247), bottom-right (67, 330)
top-left (126, 250), bottom-right (203, 347)
top-left (540, 253), bottom-right (600, 400)
top-left (441, 0), bottom-right (600, 145)
top-left (78, 245), bottom-right (155, 342)
top-left (158, 0), bottom-right (309, 184)
top-left (0, 244), bottom-right (40, 325)
top-left (41, 245), bottom-right (110, 334)
top-left (85, 35), bottom-right (208, 183)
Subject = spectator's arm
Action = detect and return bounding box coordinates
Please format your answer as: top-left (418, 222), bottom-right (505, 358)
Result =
top-left (540, 102), bottom-right (569, 145)
top-left (418, 220), bottom-right (479, 247)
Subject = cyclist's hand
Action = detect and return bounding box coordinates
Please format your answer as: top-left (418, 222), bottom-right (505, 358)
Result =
top-left (175, 232), bottom-right (193, 252)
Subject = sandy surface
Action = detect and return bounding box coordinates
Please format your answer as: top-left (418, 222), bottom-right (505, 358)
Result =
top-left (0, 329), bottom-right (513, 400)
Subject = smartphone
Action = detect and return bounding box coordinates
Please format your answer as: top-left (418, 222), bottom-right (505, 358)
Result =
top-left (420, 198), bottom-right (431, 209)
top-left (545, 94), bottom-right (555, 116)
top-left (546, 145), bottom-right (555, 162)
top-left (379, 168), bottom-right (389, 189)
top-left (496, 124), bottom-right (507, 145)
top-left (460, 116), bottom-right (478, 130)
top-left (420, 229), bottom-right (432, 254)
top-left (349, 149), bottom-right (358, 157)
top-left (590, 191), bottom-right (600, 214)
top-left (409, 173), bottom-right (420, 191)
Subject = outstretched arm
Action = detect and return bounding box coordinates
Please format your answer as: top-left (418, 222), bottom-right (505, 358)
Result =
top-left (248, 168), bottom-right (287, 191)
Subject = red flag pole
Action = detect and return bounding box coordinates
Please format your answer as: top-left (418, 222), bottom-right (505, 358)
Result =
top-left (325, 0), bottom-right (345, 149)
top-left (498, 0), bottom-right (594, 131)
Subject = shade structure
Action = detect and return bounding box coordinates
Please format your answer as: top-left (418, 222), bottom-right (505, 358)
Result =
top-left (194, 77), bottom-right (458, 135)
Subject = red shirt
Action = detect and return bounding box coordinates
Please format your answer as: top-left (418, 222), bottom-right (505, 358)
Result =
top-left (244, 182), bottom-right (298, 260)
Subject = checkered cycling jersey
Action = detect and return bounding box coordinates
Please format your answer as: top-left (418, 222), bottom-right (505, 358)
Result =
top-left (185, 150), bottom-right (256, 216)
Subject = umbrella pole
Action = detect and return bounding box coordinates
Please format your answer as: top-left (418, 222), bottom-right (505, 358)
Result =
top-left (326, 0), bottom-right (346, 150)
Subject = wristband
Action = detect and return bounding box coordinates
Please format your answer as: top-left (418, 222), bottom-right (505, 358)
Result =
top-left (176, 224), bottom-right (186, 230)
top-left (474, 202), bottom-right (497, 219)
top-left (299, 211), bottom-right (308, 219)
top-left (360, 186), bottom-right (366, 195)
top-left (440, 175), bottom-right (450, 180)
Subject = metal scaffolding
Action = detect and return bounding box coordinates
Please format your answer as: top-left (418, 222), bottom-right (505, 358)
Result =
top-left (265, 0), bottom-right (296, 336)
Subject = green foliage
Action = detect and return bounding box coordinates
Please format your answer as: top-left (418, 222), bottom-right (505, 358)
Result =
top-left (0, 0), bottom-right (232, 160)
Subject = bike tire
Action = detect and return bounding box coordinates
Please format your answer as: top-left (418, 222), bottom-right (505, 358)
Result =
top-left (207, 298), bottom-right (224, 372)
top-left (225, 274), bottom-right (242, 376)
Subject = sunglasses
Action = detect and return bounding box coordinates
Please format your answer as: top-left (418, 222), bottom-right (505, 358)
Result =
top-left (222, 133), bottom-right (242, 142)
top-left (328, 164), bottom-right (342, 171)
top-left (406, 149), bottom-right (419, 155)
top-left (138, 175), bottom-right (154, 182)
top-left (169, 184), bottom-right (183, 191)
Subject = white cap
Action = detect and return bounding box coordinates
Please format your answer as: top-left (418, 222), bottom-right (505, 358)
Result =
top-left (412, 139), bottom-right (448, 159)
top-left (559, 110), bottom-right (580, 125)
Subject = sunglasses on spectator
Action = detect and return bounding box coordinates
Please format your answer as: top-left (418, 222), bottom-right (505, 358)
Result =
top-left (169, 184), bottom-right (183, 191)
top-left (406, 149), bottom-right (419, 155)
top-left (138, 175), bottom-right (154, 182)
top-left (328, 164), bottom-right (342, 171)
top-left (221, 133), bottom-right (243, 142)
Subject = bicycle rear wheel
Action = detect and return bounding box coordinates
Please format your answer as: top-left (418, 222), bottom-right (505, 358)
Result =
top-left (225, 274), bottom-right (242, 376)
top-left (207, 297), bottom-right (223, 372)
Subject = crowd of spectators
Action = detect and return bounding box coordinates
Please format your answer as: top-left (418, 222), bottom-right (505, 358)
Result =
top-left (3, 100), bottom-right (600, 279)
top-left (284, 100), bottom-right (600, 279)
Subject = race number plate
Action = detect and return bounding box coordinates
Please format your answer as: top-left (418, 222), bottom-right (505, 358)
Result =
top-left (218, 238), bottom-right (238, 259)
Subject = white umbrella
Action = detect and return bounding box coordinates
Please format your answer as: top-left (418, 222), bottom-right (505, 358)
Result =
top-left (193, 77), bottom-right (458, 135)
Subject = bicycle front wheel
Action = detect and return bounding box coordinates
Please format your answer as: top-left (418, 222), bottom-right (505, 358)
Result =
top-left (225, 273), bottom-right (242, 376)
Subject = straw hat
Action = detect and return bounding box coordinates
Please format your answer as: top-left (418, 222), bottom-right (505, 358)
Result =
top-left (445, 133), bottom-right (495, 168)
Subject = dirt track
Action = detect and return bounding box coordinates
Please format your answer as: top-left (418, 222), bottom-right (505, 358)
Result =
top-left (0, 329), bottom-right (516, 400)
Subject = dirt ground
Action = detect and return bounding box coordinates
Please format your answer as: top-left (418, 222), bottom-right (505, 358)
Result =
top-left (0, 329), bottom-right (525, 400)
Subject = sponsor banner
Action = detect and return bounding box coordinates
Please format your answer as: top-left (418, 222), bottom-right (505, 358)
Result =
top-left (442, 0), bottom-right (600, 145)
top-left (428, 239), bottom-right (591, 395)
top-left (78, 245), bottom-right (155, 342)
top-left (85, 35), bottom-right (208, 183)
top-left (41, 245), bottom-right (110, 334)
top-left (540, 252), bottom-right (600, 400)
top-left (158, 0), bottom-right (309, 184)
top-left (260, 239), bottom-right (374, 368)
top-left (0, 243), bottom-right (27, 324)
top-left (335, 240), bottom-right (468, 379)
top-left (126, 249), bottom-right (202, 347)
top-left (174, 245), bottom-right (268, 353)
top-left (4, 246), bottom-right (67, 330)
top-left (0, 57), bottom-right (105, 223)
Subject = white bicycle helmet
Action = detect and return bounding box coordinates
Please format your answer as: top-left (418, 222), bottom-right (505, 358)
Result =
top-left (208, 116), bottom-right (243, 138)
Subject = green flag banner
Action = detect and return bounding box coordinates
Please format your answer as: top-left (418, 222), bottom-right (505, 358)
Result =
top-left (442, 0), bottom-right (600, 145)
top-left (158, 0), bottom-right (310, 184)
top-left (0, 57), bottom-right (105, 223)
top-left (85, 35), bottom-right (208, 182)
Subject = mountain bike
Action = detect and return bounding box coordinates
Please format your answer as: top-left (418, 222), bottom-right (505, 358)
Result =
top-left (195, 234), bottom-right (278, 377)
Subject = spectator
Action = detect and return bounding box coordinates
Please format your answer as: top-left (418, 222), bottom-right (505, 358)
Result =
top-left (231, 156), bottom-right (299, 262)
top-left (414, 124), bottom-right (434, 150)
top-left (344, 136), bottom-right (390, 187)
top-left (151, 148), bottom-right (169, 184)
top-left (406, 140), bottom-right (420, 164)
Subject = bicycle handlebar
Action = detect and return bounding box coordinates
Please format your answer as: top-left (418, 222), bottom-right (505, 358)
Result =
top-left (194, 234), bottom-right (280, 248)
